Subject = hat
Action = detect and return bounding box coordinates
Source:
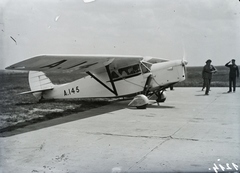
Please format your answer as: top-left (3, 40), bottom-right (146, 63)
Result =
top-left (206, 59), bottom-right (211, 63)
top-left (232, 59), bottom-right (235, 61)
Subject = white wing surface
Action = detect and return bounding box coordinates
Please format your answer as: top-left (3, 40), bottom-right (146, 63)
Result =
top-left (6, 54), bottom-right (143, 72)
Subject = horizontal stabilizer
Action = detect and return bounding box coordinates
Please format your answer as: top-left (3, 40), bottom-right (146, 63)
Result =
top-left (18, 88), bottom-right (53, 95)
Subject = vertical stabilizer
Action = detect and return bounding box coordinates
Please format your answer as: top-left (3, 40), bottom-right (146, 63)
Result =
top-left (29, 71), bottom-right (54, 92)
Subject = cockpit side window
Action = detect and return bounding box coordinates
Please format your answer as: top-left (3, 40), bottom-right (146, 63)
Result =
top-left (111, 70), bottom-right (119, 78)
top-left (140, 61), bottom-right (152, 73)
top-left (110, 64), bottom-right (141, 80)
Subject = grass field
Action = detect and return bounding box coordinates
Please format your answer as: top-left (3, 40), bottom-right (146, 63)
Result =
top-left (0, 66), bottom-right (239, 132)
top-left (0, 71), bottom-right (110, 132)
top-left (175, 66), bottom-right (240, 87)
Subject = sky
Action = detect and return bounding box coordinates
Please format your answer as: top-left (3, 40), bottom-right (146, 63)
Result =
top-left (0, 0), bottom-right (240, 69)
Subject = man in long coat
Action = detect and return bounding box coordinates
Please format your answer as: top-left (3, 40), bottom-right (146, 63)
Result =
top-left (202, 59), bottom-right (217, 95)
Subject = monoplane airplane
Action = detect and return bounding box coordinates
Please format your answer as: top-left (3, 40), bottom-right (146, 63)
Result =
top-left (6, 54), bottom-right (187, 109)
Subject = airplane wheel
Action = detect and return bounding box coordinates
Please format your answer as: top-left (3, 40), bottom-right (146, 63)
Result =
top-left (136, 104), bottom-right (147, 109)
top-left (157, 97), bottom-right (166, 103)
top-left (156, 91), bottom-right (166, 103)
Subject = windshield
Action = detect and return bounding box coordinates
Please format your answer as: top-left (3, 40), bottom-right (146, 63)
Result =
top-left (140, 61), bottom-right (152, 73)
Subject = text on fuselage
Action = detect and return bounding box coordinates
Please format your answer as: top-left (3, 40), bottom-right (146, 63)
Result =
top-left (64, 86), bottom-right (80, 96)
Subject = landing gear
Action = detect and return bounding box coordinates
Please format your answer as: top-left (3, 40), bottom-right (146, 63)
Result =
top-left (148, 90), bottom-right (166, 106)
top-left (143, 74), bottom-right (166, 104)
top-left (136, 104), bottom-right (148, 109)
top-left (156, 90), bottom-right (166, 103)
top-left (128, 74), bottom-right (167, 109)
top-left (38, 95), bottom-right (44, 103)
top-left (33, 92), bottom-right (44, 102)
top-left (128, 94), bottom-right (149, 109)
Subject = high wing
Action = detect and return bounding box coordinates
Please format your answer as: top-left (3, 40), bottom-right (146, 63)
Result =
top-left (5, 54), bottom-right (144, 73)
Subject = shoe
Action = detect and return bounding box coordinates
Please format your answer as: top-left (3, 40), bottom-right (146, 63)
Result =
top-left (205, 93), bottom-right (209, 95)
top-left (227, 91), bottom-right (232, 93)
top-left (233, 90), bottom-right (235, 92)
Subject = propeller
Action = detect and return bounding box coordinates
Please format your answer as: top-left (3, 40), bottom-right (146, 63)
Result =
top-left (181, 45), bottom-right (188, 79)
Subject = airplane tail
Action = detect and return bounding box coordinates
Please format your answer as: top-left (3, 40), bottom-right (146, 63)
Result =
top-left (19, 71), bottom-right (54, 99)
top-left (29, 71), bottom-right (54, 91)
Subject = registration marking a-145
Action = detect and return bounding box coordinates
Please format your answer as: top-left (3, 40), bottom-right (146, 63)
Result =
top-left (64, 86), bottom-right (80, 96)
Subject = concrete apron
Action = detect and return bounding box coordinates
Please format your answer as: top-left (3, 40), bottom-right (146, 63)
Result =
top-left (0, 87), bottom-right (239, 173)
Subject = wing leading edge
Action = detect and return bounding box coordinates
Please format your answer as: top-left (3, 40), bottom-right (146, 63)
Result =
top-left (5, 54), bottom-right (144, 73)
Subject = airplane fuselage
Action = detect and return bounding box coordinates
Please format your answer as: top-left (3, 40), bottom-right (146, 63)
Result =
top-left (41, 59), bottom-right (186, 99)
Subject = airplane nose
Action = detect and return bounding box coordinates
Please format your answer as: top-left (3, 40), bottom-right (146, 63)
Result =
top-left (182, 60), bottom-right (187, 78)
top-left (182, 59), bottom-right (188, 66)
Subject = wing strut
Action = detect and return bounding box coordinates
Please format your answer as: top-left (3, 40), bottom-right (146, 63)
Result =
top-left (105, 65), bottom-right (118, 96)
top-left (86, 70), bottom-right (118, 96)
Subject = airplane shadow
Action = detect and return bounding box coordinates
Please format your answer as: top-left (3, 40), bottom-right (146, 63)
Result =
top-left (147, 104), bottom-right (175, 109)
top-left (127, 104), bottom-right (175, 110)
top-left (0, 100), bottom-right (128, 137)
top-left (15, 99), bottom-right (78, 105)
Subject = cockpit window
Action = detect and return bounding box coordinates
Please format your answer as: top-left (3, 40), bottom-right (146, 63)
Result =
top-left (119, 64), bottom-right (140, 75)
top-left (110, 61), bottom-right (152, 80)
top-left (111, 64), bottom-right (141, 80)
top-left (140, 61), bottom-right (152, 73)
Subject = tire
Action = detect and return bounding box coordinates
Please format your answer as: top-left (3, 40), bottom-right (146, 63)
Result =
top-left (136, 104), bottom-right (147, 109)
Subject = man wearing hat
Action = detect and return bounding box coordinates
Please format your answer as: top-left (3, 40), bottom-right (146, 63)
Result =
top-left (225, 59), bottom-right (239, 93)
top-left (202, 59), bottom-right (217, 95)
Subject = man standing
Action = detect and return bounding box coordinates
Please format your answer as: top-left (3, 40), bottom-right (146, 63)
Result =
top-left (202, 59), bottom-right (217, 95)
top-left (225, 59), bottom-right (239, 93)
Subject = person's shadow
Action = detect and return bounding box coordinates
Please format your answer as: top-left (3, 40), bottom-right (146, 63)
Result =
top-left (195, 94), bottom-right (208, 96)
top-left (222, 91), bottom-right (231, 94)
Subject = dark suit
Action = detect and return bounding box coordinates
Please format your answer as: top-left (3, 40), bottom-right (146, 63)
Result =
top-left (225, 62), bottom-right (239, 92)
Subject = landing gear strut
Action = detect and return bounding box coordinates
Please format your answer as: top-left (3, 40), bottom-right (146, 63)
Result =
top-left (155, 90), bottom-right (166, 103)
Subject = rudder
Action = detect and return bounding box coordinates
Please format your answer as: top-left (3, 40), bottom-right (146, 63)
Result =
top-left (28, 71), bottom-right (54, 99)
top-left (29, 71), bottom-right (54, 91)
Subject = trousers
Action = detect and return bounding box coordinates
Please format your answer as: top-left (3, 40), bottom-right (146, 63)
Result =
top-left (204, 78), bottom-right (211, 94)
top-left (229, 76), bottom-right (236, 91)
